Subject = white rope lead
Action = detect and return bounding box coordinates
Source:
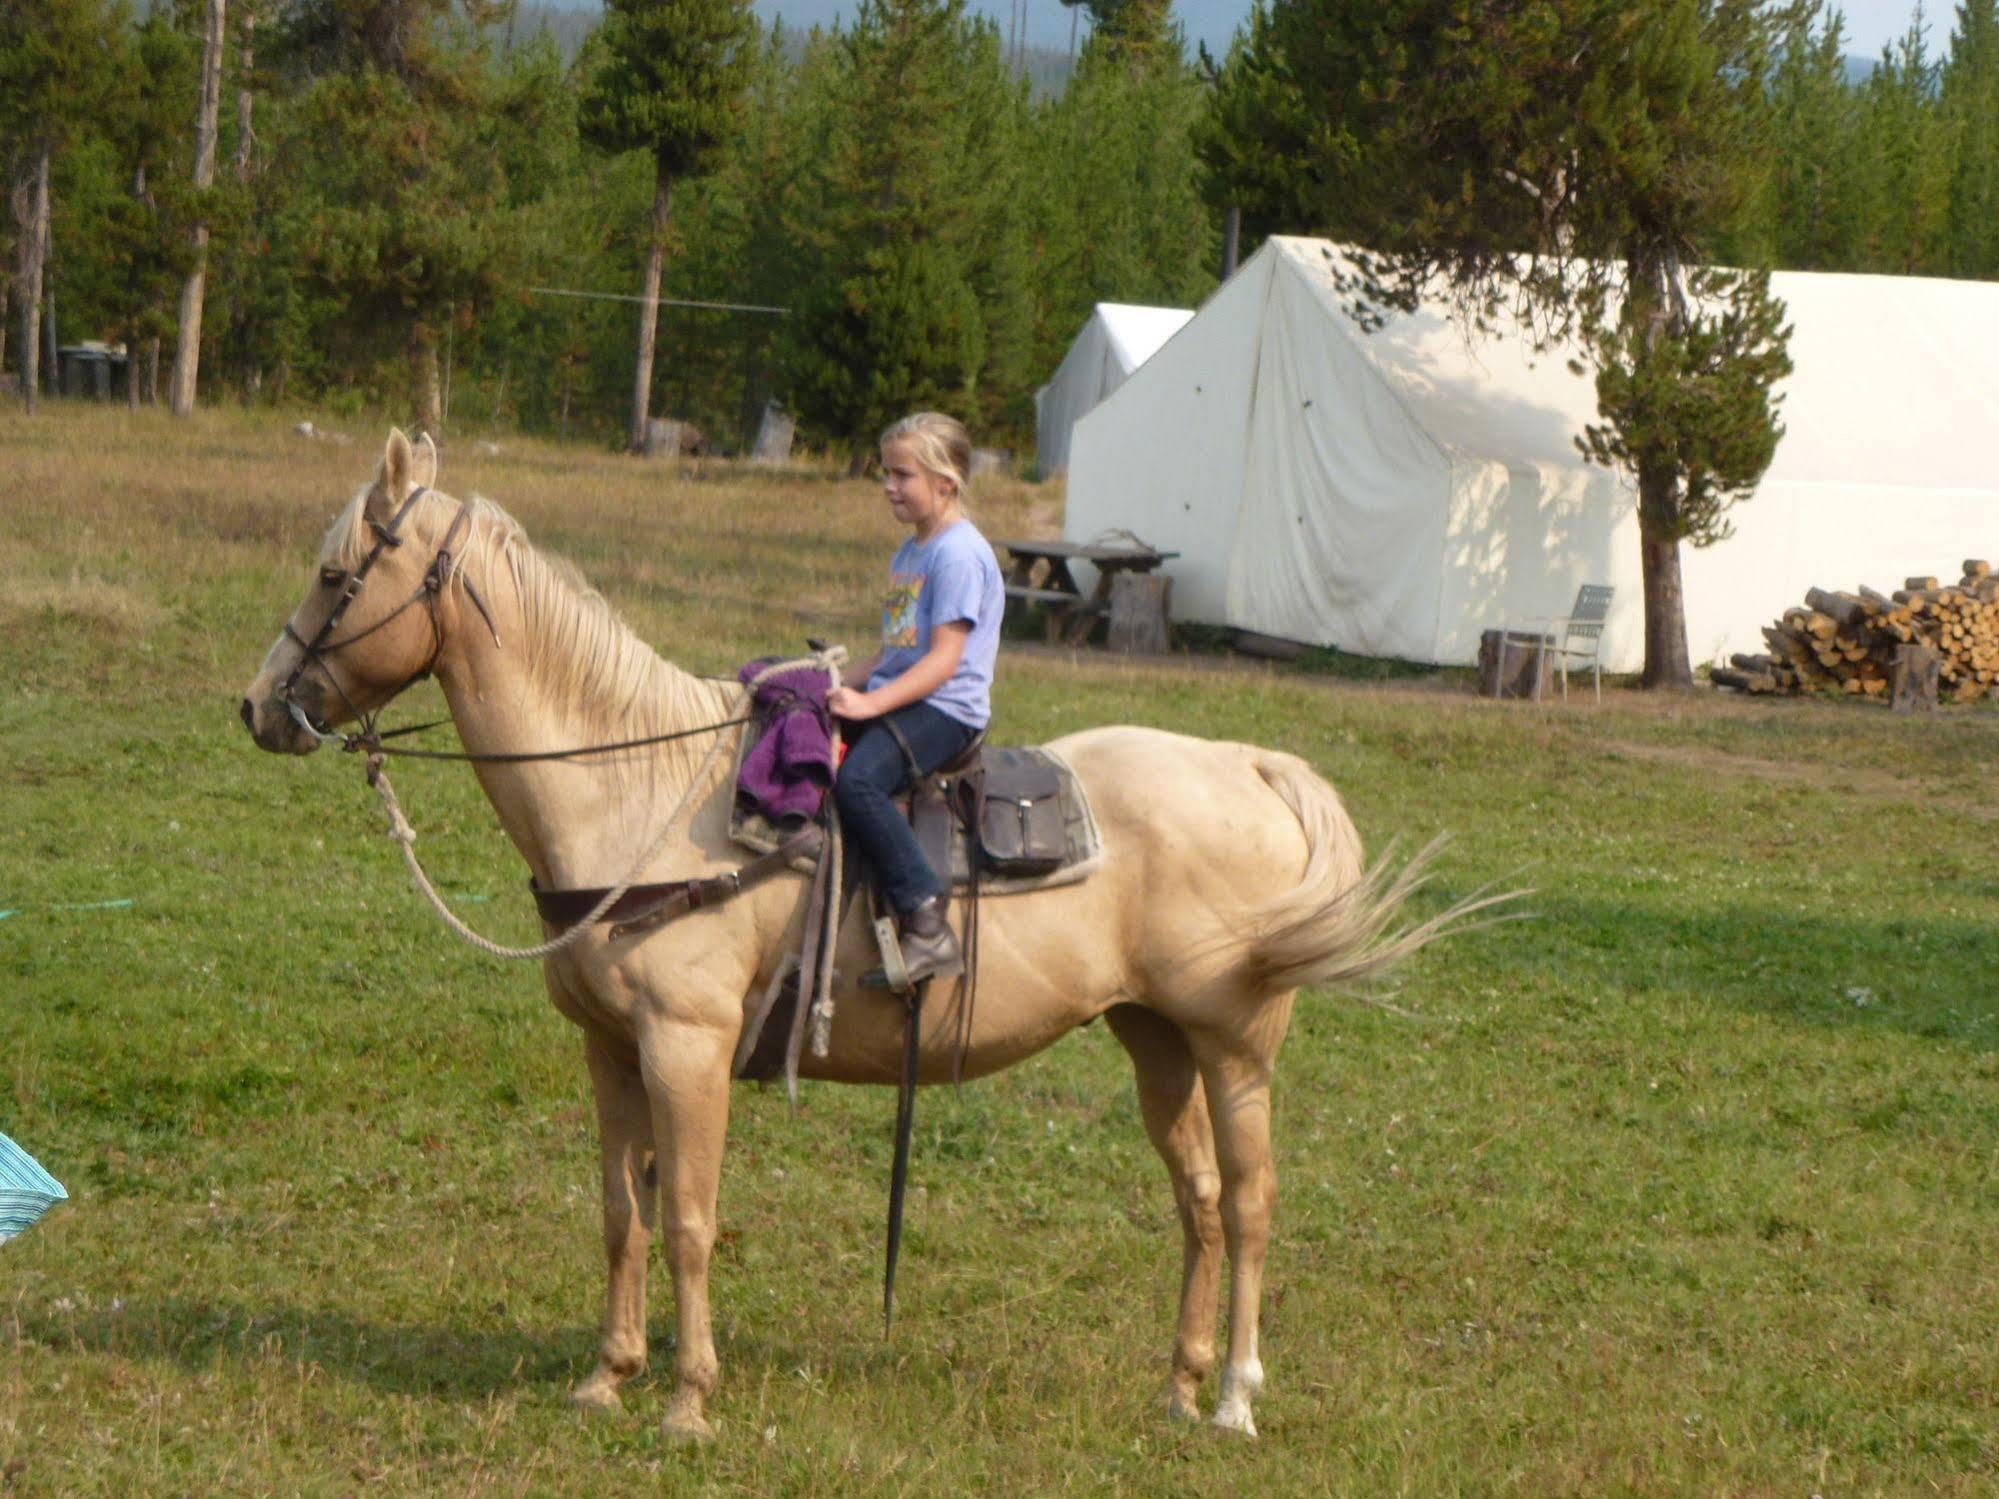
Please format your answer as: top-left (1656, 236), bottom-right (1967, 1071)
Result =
top-left (372, 649), bottom-right (845, 962)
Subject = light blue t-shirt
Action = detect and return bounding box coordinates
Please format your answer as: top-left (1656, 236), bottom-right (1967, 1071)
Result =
top-left (867, 519), bottom-right (1004, 729)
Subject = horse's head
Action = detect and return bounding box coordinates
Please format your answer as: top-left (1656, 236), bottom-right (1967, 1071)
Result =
top-left (240, 428), bottom-right (460, 754)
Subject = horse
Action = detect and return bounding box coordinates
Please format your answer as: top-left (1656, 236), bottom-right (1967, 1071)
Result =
top-left (240, 429), bottom-right (1485, 1442)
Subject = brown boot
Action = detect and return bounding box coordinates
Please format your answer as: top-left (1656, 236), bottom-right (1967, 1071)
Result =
top-left (864, 896), bottom-right (964, 989)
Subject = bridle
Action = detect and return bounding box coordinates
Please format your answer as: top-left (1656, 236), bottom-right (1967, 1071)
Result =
top-left (279, 486), bottom-right (498, 749)
top-left (273, 485), bottom-right (751, 763)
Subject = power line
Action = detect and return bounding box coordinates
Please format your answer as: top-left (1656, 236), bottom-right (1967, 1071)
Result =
top-left (527, 286), bottom-right (789, 316)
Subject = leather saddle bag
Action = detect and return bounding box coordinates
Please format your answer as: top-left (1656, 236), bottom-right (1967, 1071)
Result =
top-left (965, 748), bottom-right (1066, 876)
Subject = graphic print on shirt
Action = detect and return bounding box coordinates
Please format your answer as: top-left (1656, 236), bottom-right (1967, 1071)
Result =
top-left (883, 574), bottom-right (924, 648)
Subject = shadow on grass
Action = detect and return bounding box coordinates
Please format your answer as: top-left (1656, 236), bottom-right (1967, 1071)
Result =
top-left (1521, 891), bottom-right (1999, 1051)
top-left (15, 1295), bottom-right (995, 1403)
top-left (16, 1297), bottom-right (592, 1398)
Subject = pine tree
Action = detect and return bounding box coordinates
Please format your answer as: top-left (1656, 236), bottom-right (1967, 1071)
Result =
top-left (660, 25), bottom-right (820, 444)
top-left (1856, 9), bottom-right (1954, 274)
top-left (168, 0), bottom-right (226, 414)
top-left (1192, 2), bottom-right (1319, 253)
top-left (1736, 2), bottom-right (1866, 270)
top-left (1079, 0), bottom-right (1173, 62)
top-left (579, 0), bottom-right (756, 452)
top-left (783, 0), bottom-right (1030, 455)
top-left (1032, 32), bottom-right (1215, 388)
top-left (0, 0), bottom-right (122, 412)
top-left (266, 0), bottom-right (524, 434)
top-left (101, 5), bottom-right (198, 406)
top-left (1946, 0), bottom-right (1999, 274)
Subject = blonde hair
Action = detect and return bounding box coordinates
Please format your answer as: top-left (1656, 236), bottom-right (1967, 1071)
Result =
top-left (880, 411), bottom-right (973, 503)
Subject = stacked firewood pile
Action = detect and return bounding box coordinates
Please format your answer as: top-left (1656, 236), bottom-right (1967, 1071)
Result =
top-left (1714, 561), bottom-right (1999, 702)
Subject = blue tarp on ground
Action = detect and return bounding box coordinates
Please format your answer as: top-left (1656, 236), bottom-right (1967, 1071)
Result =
top-left (0, 1132), bottom-right (66, 1243)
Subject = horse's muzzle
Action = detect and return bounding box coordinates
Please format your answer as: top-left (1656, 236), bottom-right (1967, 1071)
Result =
top-left (239, 689), bottom-right (322, 755)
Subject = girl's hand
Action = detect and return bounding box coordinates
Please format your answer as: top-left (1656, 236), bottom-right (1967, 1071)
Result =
top-left (828, 685), bottom-right (882, 721)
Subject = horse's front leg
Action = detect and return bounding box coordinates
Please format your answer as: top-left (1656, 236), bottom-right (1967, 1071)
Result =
top-left (637, 1016), bottom-right (735, 1442)
top-left (571, 1033), bottom-right (656, 1412)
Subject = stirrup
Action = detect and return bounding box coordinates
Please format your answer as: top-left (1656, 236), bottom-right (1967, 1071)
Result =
top-left (865, 911), bottom-right (913, 993)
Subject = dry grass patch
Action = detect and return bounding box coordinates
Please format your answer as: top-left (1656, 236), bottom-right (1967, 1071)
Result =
top-left (0, 574), bottom-right (163, 638)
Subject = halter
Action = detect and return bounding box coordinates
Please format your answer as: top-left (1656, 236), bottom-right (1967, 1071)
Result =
top-left (279, 486), bottom-right (499, 747)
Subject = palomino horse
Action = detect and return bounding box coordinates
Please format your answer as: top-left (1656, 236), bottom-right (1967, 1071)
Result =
top-left (241, 431), bottom-right (1478, 1441)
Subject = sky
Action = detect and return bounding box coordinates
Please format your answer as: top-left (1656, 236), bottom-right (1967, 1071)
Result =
top-left (740, 0), bottom-right (1949, 63)
top-left (537, 2), bottom-right (1966, 68)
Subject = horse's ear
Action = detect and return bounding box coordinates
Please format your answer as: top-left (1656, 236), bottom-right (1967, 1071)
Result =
top-left (368, 428), bottom-right (416, 522)
top-left (411, 432), bottom-right (439, 491)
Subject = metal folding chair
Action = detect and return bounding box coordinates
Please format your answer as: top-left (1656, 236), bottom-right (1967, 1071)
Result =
top-left (1508, 584), bottom-right (1615, 703)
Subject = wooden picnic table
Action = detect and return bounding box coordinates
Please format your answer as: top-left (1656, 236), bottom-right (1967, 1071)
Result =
top-left (993, 537), bottom-right (1180, 647)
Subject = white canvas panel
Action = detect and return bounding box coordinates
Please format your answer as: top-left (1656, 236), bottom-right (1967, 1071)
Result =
top-left (1227, 251), bottom-right (1455, 661)
top-left (1034, 303), bottom-right (1192, 475)
top-left (1434, 461), bottom-right (1639, 668)
top-left (1680, 480), bottom-right (1999, 670)
top-left (1065, 261), bottom-right (1273, 622)
top-left (1097, 303), bottom-right (1195, 373)
top-left (1762, 273), bottom-right (1999, 490)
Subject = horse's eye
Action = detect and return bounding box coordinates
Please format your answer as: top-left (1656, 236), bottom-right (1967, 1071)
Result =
top-left (319, 567), bottom-right (346, 589)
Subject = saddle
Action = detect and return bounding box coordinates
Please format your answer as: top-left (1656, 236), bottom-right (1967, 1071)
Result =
top-left (724, 726), bottom-right (1101, 1088)
top-left (729, 735), bottom-right (1100, 897)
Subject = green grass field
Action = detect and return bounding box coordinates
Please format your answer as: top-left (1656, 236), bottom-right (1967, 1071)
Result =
top-left (3, 405), bottom-right (1995, 1495)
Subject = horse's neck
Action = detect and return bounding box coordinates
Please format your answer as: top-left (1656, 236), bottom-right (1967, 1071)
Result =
top-left (437, 563), bottom-right (741, 890)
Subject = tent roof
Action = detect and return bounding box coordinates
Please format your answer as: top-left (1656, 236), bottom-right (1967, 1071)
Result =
top-left (1266, 234), bottom-right (1999, 490)
top-left (1090, 302), bottom-right (1195, 375)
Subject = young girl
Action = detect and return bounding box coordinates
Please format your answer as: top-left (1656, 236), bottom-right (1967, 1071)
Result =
top-left (828, 412), bottom-right (1004, 985)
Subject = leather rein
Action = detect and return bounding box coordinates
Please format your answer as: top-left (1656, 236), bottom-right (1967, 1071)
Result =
top-left (274, 487), bottom-right (775, 958)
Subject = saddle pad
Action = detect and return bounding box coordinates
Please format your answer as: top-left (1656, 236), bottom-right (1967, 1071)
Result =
top-left (730, 745), bottom-right (1103, 897)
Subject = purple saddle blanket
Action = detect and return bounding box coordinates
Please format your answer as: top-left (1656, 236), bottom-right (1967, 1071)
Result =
top-left (735, 658), bottom-right (836, 824)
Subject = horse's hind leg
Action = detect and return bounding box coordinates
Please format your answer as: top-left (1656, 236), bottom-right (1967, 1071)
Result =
top-left (1105, 1004), bottom-right (1224, 1424)
top-left (1185, 995), bottom-right (1293, 1438)
top-left (571, 1034), bottom-right (657, 1412)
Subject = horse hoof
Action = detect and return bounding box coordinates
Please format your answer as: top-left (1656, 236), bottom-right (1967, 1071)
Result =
top-left (661, 1398), bottom-right (716, 1444)
top-left (1210, 1405), bottom-right (1259, 1438)
top-left (1165, 1388), bottom-right (1202, 1424)
top-left (569, 1378), bottom-right (624, 1414)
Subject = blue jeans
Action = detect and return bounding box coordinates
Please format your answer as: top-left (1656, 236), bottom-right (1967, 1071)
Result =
top-left (834, 702), bottom-right (977, 913)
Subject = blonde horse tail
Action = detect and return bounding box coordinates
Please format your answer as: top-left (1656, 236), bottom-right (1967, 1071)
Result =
top-left (1240, 752), bottom-right (1521, 998)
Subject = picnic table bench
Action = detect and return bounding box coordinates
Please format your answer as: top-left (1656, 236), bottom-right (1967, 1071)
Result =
top-left (994, 537), bottom-right (1179, 649)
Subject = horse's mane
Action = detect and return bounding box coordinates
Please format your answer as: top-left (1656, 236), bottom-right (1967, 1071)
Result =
top-left (322, 487), bottom-right (739, 789)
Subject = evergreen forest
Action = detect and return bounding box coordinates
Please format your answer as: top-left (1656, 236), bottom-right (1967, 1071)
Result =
top-left (6, 0), bottom-right (1999, 459)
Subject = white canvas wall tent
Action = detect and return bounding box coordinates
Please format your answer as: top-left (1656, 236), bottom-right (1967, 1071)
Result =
top-left (1065, 236), bottom-right (1999, 673)
top-left (1034, 303), bottom-right (1193, 476)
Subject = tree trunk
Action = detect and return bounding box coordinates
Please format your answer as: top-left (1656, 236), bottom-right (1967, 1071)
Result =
top-left (130, 161), bottom-right (148, 411)
top-left (1626, 242), bottom-right (1694, 690)
top-left (627, 160), bottom-right (673, 453)
top-left (1636, 482), bottom-right (1693, 690)
top-left (43, 280), bottom-right (57, 391)
top-left (170, 0), bottom-right (226, 417)
top-left (235, 6), bottom-right (256, 183)
top-left (1222, 203), bottom-right (1241, 279)
top-left (146, 336), bottom-right (160, 404)
top-left (0, 269), bottom-right (9, 377)
top-left (13, 148), bottom-right (48, 412)
top-left (408, 321), bottom-right (442, 438)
